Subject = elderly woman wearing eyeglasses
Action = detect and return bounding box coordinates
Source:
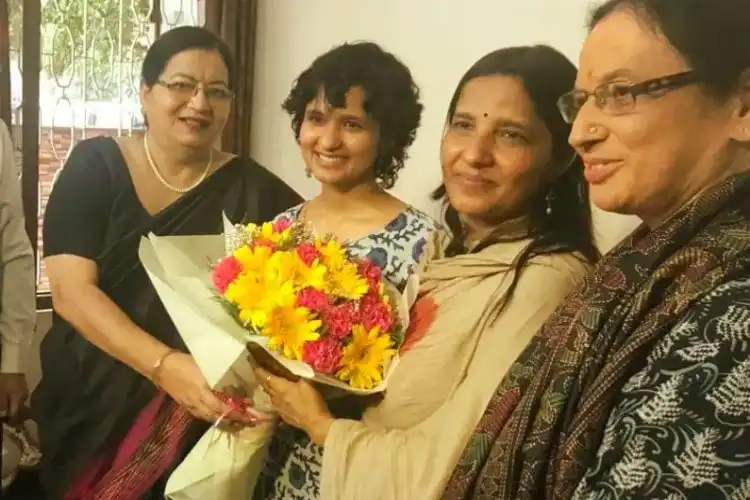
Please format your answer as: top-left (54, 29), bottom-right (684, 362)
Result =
top-left (443, 0), bottom-right (750, 499)
top-left (30, 26), bottom-right (301, 500)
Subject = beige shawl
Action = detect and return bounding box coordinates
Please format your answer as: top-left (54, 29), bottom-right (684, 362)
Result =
top-left (320, 231), bottom-right (591, 500)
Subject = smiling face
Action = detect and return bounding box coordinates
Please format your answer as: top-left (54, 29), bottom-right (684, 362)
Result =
top-left (298, 87), bottom-right (380, 189)
top-left (569, 8), bottom-right (740, 225)
top-left (140, 48), bottom-right (233, 149)
top-left (441, 75), bottom-right (554, 230)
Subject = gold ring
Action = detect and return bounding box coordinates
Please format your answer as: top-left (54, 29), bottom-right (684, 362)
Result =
top-left (265, 374), bottom-right (272, 384)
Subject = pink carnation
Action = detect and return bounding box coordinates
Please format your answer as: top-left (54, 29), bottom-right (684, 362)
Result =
top-left (359, 258), bottom-right (383, 288)
top-left (362, 300), bottom-right (394, 333)
top-left (296, 242), bottom-right (320, 266)
top-left (273, 216), bottom-right (292, 232)
top-left (324, 302), bottom-right (359, 340)
top-left (212, 256), bottom-right (242, 293)
top-left (296, 287), bottom-right (329, 312)
top-left (360, 289), bottom-right (382, 307)
top-left (302, 338), bottom-right (343, 375)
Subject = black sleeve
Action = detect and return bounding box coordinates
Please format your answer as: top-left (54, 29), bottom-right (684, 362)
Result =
top-left (43, 139), bottom-right (112, 260)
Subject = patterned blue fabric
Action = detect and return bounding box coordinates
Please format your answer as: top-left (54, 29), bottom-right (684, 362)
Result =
top-left (572, 277), bottom-right (750, 500)
top-left (253, 203), bottom-right (440, 500)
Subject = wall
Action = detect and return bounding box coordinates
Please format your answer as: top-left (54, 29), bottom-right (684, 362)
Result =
top-left (250, 0), bottom-right (640, 252)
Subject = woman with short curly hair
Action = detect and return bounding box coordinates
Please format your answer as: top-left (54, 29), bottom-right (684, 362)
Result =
top-left (252, 41), bottom-right (439, 500)
top-left (282, 41), bottom-right (423, 191)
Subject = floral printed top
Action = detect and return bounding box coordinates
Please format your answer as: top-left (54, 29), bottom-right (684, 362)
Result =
top-left (572, 277), bottom-right (750, 500)
top-left (253, 202), bottom-right (440, 500)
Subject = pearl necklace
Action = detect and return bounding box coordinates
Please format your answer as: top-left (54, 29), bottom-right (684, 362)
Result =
top-left (143, 134), bottom-right (213, 194)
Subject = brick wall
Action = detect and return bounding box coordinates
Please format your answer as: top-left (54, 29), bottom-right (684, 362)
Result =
top-left (29, 127), bottom-right (124, 291)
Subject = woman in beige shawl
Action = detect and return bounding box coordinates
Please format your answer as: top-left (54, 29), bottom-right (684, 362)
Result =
top-left (253, 45), bottom-right (600, 500)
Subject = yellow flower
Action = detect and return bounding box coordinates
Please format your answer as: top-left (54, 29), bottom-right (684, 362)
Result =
top-left (232, 244), bottom-right (273, 274)
top-left (328, 261), bottom-right (369, 300)
top-left (316, 239), bottom-right (348, 270)
top-left (258, 221), bottom-right (291, 244)
top-left (292, 254), bottom-right (328, 290)
top-left (264, 250), bottom-right (296, 282)
top-left (262, 304), bottom-right (322, 360)
top-left (224, 269), bottom-right (296, 330)
top-left (337, 325), bottom-right (395, 390)
top-left (261, 251), bottom-right (327, 291)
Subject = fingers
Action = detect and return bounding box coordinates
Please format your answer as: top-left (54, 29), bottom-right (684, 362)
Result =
top-left (254, 367), bottom-right (273, 392)
top-left (255, 367), bottom-right (288, 395)
top-left (221, 385), bottom-right (248, 399)
top-left (197, 388), bottom-right (268, 426)
top-left (186, 406), bottom-right (218, 423)
top-left (200, 388), bottom-right (233, 418)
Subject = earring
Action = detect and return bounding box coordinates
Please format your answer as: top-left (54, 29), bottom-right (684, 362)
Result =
top-left (305, 167), bottom-right (312, 178)
top-left (545, 192), bottom-right (553, 216)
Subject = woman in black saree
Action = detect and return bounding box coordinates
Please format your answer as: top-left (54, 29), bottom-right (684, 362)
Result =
top-left (30, 27), bottom-right (302, 499)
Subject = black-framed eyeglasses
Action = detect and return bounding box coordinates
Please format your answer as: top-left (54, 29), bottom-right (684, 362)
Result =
top-left (557, 70), bottom-right (700, 124)
top-left (156, 80), bottom-right (234, 103)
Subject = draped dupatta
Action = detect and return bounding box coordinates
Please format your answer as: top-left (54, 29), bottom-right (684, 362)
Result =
top-left (320, 231), bottom-right (590, 500)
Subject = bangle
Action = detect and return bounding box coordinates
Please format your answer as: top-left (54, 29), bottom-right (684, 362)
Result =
top-left (149, 349), bottom-right (177, 385)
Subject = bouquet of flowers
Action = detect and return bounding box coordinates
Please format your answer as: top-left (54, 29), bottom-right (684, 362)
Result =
top-left (212, 216), bottom-right (403, 391)
top-left (137, 213), bottom-right (415, 500)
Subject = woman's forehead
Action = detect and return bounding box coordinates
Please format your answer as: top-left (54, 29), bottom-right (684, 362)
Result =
top-left (161, 49), bottom-right (229, 82)
top-left (577, 9), bottom-right (688, 87)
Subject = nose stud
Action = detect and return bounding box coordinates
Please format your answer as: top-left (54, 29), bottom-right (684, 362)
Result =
top-left (588, 126), bottom-right (599, 133)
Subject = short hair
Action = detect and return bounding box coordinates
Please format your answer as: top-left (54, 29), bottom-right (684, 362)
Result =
top-left (282, 41), bottom-right (423, 189)
top-left (590, 0), bottom-right (750, 99)
top-left (141, 26), bottom-right (235, 88)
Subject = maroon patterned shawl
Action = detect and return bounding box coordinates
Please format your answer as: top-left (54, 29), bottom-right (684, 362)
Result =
top-left (441, 172), bottom-right (750, 499)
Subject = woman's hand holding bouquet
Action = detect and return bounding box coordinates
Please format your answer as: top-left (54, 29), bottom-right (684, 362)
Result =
top-left (142, 214), bottom-right (410, 499)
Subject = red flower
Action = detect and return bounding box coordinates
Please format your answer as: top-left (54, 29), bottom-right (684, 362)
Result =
top-left (361, 300), bottom-right (394, 333)
top-left (360, 288), bottom-right (381, 307)
top-left (302, 338), bottom-right (343, 375)
top-left (359, 258), bottom-right (382, 287)
top-left (296, 242), bottom-right (320, 266)
top-left (324, 302), bottom-right (359, 340)
top-left (273, 216), bottom-right (292, 232)
top-left (214, 390), bottom-right (250, 413)
top-left (296, 287), bottom-right (329, 312)
top-left (212, 256), bottom-right (242, 293)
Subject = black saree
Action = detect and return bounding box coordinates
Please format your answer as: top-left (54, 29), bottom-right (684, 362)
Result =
top-left (30, 137), bottom-right (302, 499)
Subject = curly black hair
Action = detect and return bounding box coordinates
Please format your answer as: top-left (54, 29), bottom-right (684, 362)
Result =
top-left (282, 41), bottom-right (423, 189)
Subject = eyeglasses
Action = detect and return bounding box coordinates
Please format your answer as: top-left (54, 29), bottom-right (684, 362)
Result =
top-left (156, 80), bottom-right (234, 103)
top-left (557, 70), bottom-right (700, 124)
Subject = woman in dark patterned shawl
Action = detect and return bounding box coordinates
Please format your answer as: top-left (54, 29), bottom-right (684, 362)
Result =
top-left (443, 0), bottom-right (750, 499)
